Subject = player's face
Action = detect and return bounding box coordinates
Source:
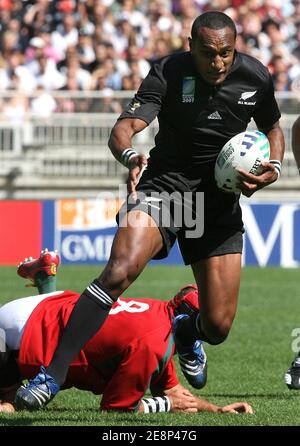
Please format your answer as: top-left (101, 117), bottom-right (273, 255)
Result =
top-left (189, 27), bottom-right (236, 86)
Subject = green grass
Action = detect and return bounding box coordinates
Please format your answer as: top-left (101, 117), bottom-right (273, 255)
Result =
top-left (0, 265), bottom-right (300, 426)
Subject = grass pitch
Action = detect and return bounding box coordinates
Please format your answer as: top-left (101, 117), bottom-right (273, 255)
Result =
top-left (0, 265), bottom-right (300, 426)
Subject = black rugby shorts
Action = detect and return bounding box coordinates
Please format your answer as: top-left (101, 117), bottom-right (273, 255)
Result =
top-left (117, 169), bottom-right (244, 265)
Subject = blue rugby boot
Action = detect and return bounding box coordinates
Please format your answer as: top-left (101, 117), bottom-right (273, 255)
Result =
top-left (172, 314), bottom-right (207, 389)
top-left (15, 366), bottom-right (60, 410)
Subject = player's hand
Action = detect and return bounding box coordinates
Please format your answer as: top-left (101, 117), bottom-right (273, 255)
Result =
top-left (169, 393), bottom-right (198, 413)
top-left (127, 154), bottom-right (147, 200)
top-left (236, 162), bottom-right (278, 197)
top-left (166, 385), bottom-right (198, 413)
top-left (0, 401), bottom-right (15, 413)
top-left (220, 402), bottom-right (254, 414)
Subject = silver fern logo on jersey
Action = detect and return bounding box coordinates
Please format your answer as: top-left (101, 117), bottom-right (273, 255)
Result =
top-left (238, 90), bottom-right (257, 105)
top-left (128, 100), bottom-right (141, 113)
top-left (182, 77), bottom-right (195, 103)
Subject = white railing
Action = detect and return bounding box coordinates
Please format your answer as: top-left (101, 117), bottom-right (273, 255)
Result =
top-left (0, 123), bottom-right (23, 154)
top-left (0, 107), bottom-right (299, 191)
top-left (0, 113), bottom-right (155, 154)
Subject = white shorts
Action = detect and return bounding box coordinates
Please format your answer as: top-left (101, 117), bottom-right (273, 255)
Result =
top-left (0, 291), bottom-right (63, 350)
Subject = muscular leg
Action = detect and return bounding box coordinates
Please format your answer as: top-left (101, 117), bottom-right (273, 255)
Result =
top-left (46, 211), bottom-right (163, 384)
top-left (99, 211), bottom-right (163, 297)
top-left (176, 254), bottom-right (241, 345)
top-left (192, 253), bottom-right (241, 344)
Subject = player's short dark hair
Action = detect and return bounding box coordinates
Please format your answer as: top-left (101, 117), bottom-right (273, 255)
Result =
top-left (191, 11), bottom-right (237, 41)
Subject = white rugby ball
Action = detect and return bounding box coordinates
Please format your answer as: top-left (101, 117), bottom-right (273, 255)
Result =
top-left (214, 130), bottom-right (270, 193)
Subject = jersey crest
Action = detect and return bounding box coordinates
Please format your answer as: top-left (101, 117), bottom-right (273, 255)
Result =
top-left (238, 90), bottom-right (257, 105)
top-left (182, 77), bottom-right (195, 103)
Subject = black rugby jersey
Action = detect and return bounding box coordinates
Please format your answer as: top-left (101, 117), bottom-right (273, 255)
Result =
top-left (119, 51), bottom-right (281, 177)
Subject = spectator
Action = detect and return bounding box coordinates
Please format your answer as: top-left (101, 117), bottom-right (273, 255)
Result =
top-left (126, 45), bottom-right (151, 78)
top-left (9, 0), bottom-right (24, 22)
top-left (98, 89), bottom-right (123, 113)
top-left (292, 24), bottom-right (300, 61)
top-left (0, 30), bottom-right (20, 57)
top-left (56, 45), bottom-right (77, 73)
top-left (89, 67), bottom-right (109, 91)
top-left (77, 1), bottom-right (95, 37)
top-left (77, 28), bottom-right (96, 70)
top-left (273, 71), bottom-right (291, 91)
top-left (51, 13), bottom-right (79, 61)
top-left (89, 42), bottom-right (109, 72)
top-left (25, 37), bottom-right (48, 75)
top-left (57, 71), bottom-right (80, 112)
top-left (30, 86), bottom-right (57, 118)
top-left (121, 74), bottom-right (134, 90)
top-left (102, 59), bottom-right (123, 90)
top-left (0, 0), bottom-right (300, 101)
top-left (34, 55), bottom-right (66, 91)
top-left (111, 17), bottom-right (138, 54)
top-left (130, 72), bottom-right (143, 90)
top-left (92, 2), bottom-right (115, 37)
top-left (2, 96), bottom-right (28, 123)
top-left (36, 25), bottom-right (61, 63)
top-left (0, 50), bottom-right (36, 92)
top-left (117, 0), bottom-right (150, 40)
top-left (61, 55), bottom-right (91, 90)
top-left (23, 0), bottom-right (54, 36)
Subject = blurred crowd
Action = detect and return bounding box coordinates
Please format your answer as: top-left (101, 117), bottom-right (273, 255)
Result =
top-left (0, 0), bottom-right (300, 118)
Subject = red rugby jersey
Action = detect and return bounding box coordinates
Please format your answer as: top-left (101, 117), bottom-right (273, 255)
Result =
top-left (18, 291), bottom-right (178, 411)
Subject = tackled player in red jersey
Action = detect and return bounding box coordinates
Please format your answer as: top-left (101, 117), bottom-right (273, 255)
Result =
top-left (0, 250), bottom-right (253, 415)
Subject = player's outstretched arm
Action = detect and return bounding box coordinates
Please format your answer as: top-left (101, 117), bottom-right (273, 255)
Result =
top-left (219, 402), bottom-right (254, 414)
top-left (237, 121), bottom-right (284, 197)
top-left (162, 384), bottom-right (253, 414)
top-left (108, 118), bottom-right (148, 197)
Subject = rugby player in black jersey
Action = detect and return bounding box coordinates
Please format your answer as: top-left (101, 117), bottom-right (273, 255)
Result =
top-left (15, 11), bottom-right (285, 410)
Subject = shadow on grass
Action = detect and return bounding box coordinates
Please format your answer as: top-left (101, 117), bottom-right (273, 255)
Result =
top-left (0, 417), bottom-right (33, 426)
top-left (201, 392), bottom-right (299, 398)
top-left (0, 406), bottom-right (143, 426)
